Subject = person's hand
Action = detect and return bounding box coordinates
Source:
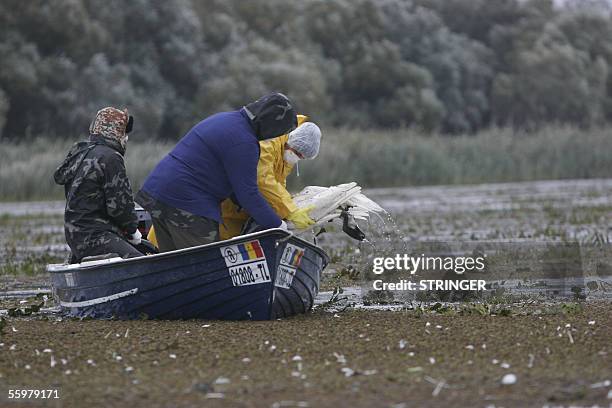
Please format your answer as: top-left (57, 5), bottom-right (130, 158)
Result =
top-left (287, 206), bottom-right (316, 229)
top-left (128, 229), bottom-right (142, 245)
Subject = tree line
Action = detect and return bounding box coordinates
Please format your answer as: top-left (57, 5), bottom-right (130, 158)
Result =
top-left (0, 0), bottom-right (610, 140)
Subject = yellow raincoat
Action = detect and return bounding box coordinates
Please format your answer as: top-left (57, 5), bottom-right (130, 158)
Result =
top-left (219, 114), bottom-right (309, 240)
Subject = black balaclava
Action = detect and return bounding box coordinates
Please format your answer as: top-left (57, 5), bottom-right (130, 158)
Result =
top-left (243, 92), bottom-right (298, 140)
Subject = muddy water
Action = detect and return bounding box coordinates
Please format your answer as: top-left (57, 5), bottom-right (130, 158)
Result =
top-left (0, 200), bottom-right (65, 216)
top-left (2, 179), bottom-right (612, 301)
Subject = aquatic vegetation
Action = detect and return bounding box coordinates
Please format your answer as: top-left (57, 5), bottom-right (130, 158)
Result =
top-left (1, 252), bottom-right (64, 276)
top-left (2, 126), bottom-right (612, 201)
top-left (560, 302), bottom-right (584, 314)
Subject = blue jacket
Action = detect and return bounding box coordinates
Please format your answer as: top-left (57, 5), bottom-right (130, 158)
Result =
top-left (141, 110), bottom-right (282, 228)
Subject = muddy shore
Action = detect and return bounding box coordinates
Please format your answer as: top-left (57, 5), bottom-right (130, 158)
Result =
top-left (1, 303), bottom-right (610, 408)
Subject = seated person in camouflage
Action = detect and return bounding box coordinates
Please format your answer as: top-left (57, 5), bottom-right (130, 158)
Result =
top-left (54, 107), bottom-right (143, 263)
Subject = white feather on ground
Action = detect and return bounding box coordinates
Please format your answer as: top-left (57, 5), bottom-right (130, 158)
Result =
top-left (291, 182), bottom-right (386, 229)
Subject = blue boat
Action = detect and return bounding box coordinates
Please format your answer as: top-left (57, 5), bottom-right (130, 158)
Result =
top-left (47, 229), bottom-right (329, 320)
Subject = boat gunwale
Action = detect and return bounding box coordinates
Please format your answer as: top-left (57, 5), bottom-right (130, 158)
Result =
top-left (47, 228), bottom-right (330, 273)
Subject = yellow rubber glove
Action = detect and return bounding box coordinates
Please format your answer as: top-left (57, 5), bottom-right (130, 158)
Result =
top-left (286, 205), bottom-right (316, 229)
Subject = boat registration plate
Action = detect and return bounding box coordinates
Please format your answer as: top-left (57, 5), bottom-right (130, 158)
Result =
top-left (275, 244), bottom-right (305, 289)
top-left (275, 265), bottom-right (297, 289)
top-left (228, 261), bottom-right (271, 287)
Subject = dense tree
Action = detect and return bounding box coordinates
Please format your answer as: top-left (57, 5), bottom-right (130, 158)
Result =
top-left (490, 3), bottom-right (610, 128)
top-left (0, 0), bottom-right (610, 139)
top-left (381, 3), bottom-right (493, 132)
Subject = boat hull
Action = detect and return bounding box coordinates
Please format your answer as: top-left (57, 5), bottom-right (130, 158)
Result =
top-left (48, 229), bottom-right (328, 320)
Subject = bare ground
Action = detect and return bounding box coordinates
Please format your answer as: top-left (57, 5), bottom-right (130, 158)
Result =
top-left (0, 303), bottom-right (610, 408)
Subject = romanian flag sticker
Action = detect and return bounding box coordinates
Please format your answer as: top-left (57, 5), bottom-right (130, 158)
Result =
top-left (220, 240), bottom-right (266, 267)
top-left (281, 244), bottom-right (305, 268)
top-left (237, 241), bottom-right (264, 261)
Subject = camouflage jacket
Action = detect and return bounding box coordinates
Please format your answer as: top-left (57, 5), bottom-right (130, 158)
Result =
top-left (54, 135), bottom-right (138, 246)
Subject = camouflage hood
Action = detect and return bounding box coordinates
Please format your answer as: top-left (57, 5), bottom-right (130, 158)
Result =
top-left (53, 141), bottom-right (95, 186)
top-left (89, 107), bottom-right (130, 151)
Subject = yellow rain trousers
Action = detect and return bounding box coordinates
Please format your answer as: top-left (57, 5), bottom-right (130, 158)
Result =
top-left (219, 114), bottom-right (309, 240)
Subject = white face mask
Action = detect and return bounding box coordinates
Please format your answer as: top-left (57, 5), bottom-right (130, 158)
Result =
top-left (283, 149), bottom-right (300, 165)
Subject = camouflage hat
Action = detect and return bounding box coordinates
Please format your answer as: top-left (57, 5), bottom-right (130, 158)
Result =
top-left (89, 107), bottom-right (130, 147)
